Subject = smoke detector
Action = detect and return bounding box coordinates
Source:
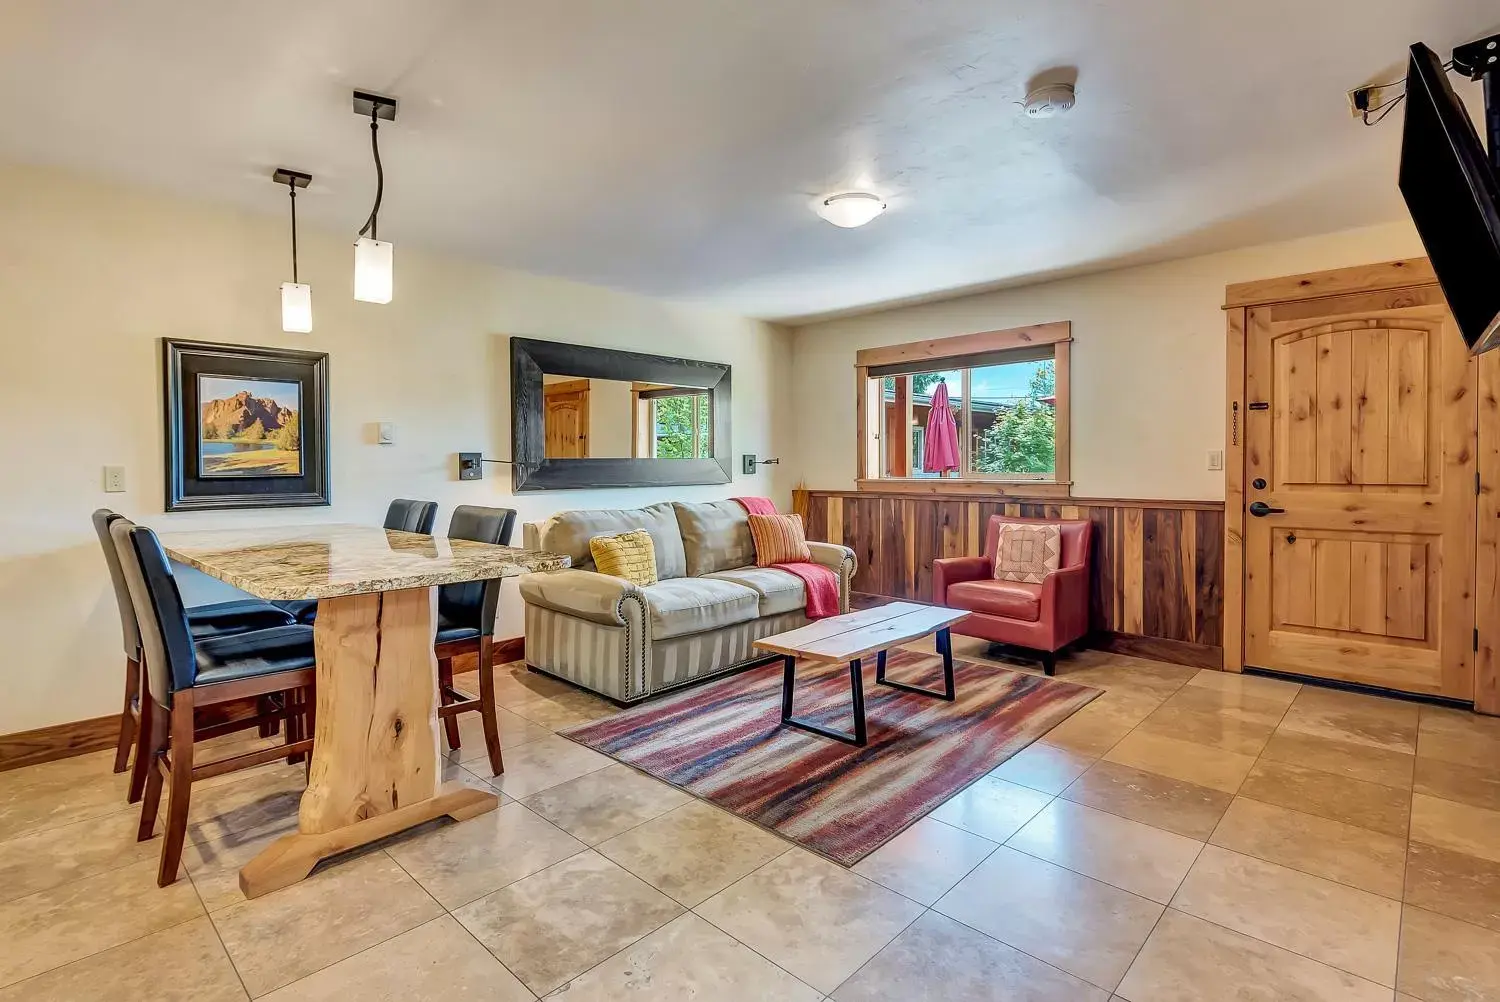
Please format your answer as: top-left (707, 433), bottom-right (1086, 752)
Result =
top-left (1022, 83), bottom-right (1076, 119)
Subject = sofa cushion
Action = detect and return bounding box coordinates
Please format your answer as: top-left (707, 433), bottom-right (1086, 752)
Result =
top-left (536, 502), bottom-right (687, 580)
top-left (640, 577), bottom-right (759, 640)
top-left (704, 566), bottom-right (806, 617)
top-left (946, 579), bottom-right (1042, 622)
top-left (673, 500), bottom-right (756, 577)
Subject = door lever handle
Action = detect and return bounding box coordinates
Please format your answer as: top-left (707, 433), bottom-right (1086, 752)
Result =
top-left (1248, 501), bottom-right (1285, 517)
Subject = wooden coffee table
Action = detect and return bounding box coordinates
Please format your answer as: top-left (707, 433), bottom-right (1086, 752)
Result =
top-left (753, 602), bottom-right (969, 747)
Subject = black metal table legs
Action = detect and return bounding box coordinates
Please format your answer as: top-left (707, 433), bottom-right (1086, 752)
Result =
top-left (780, 654), bottom-right (868, 747)
top-left (875, 627), bottom-right (956, 701)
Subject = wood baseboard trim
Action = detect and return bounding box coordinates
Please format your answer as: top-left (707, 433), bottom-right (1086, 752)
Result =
top-left (0, 714), bottom-right (121, 774)
top-left (1090, 631), bottom-right (1223, 670)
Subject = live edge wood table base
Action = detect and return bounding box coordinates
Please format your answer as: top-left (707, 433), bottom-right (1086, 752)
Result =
top-left (161, 524), bottom-right (568, 899)
top-left (756, 602), bottom-right (969, 748)
top-left (239, 587), bottom-right (498, 899)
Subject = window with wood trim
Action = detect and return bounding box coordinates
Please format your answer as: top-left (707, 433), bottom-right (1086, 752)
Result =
top-left (855, 322), bottom-right (1071, 493)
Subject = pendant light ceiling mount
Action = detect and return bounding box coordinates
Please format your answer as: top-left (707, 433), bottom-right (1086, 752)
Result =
top-left (351, 90), bottom-right (398, 121)
top-left (272, 168), bottom-right (312, 190)
top-left (351, 89), bottom-right (397, 305)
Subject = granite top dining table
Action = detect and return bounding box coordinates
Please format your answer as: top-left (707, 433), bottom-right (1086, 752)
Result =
top-left (160, 523), bottom-right (570, 898)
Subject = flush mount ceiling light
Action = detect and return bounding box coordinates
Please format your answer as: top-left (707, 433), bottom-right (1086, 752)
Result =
top-left (273, 168), bottom-right (313, 334)
top-left (352, 90), bottom-right (397, 304)
top-left (816, 191), bottom-right (887, 228)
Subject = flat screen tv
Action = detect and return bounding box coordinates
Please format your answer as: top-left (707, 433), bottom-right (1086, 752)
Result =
top-left (1399, 43), bottom-right (1500, 353)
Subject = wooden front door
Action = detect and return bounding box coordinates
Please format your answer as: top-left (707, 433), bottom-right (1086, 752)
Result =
top-left (544, 380), bottom-right (590, 459)
top-left (1243, 285), bottom-right (1476, 698)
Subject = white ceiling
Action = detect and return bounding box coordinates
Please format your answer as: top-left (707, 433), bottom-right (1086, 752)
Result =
top-left (0, 1), bottom-right (1494, 322)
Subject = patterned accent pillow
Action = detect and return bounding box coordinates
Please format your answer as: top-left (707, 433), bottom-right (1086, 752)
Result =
top-left (747, 512), bottom-right (813, 567)
top-left (589, 529), bottom-right (659, 586)
top-left (993, 522), bottom-right (1062, 584)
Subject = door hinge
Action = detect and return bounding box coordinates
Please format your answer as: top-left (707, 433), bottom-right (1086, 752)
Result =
top-left (1475, 627), bottom-right (1481, 652)
top-left (1478, 472), bottom-right (1483, 496)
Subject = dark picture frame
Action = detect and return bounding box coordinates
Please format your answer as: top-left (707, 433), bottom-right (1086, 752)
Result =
top-left (163, 339), bottom-right (331, 511)
top-left (511, 337), bottom-right (731, 492)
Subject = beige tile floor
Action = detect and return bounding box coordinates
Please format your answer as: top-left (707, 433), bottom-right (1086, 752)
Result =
top-left (3, 642), bottom-right (1500, 999)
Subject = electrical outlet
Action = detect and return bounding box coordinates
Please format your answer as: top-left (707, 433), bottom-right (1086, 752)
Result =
top-left (1207, 450), bottom-right (1224, 471)
top-left (742, 454), bottom-right (757, 475)
top-left (103, 465), bottom-right (126, 493)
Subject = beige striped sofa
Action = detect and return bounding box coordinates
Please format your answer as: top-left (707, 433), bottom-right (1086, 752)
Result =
top-left (519, 500), bottom-right (856, 704)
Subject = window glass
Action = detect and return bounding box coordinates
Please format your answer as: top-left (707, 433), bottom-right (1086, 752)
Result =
top-left (968, 359), bottom-right (1056, 476)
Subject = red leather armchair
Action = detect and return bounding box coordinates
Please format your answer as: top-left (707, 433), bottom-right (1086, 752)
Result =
top-left (932, 515), bottom-right (1093, 675)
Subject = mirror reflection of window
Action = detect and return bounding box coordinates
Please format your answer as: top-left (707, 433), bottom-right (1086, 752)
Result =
top-left (632, 385), bottom-right (713, 459)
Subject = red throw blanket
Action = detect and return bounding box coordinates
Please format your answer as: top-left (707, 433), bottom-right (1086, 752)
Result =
top-left (731, 497), bottom-right (840, 619)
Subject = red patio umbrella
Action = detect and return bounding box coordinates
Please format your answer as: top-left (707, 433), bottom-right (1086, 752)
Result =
top-left (923, 379), bottom-right (961, 475)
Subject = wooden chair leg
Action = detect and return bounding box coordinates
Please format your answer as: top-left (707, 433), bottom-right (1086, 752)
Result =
top-left (257, 695), bottom-right (280, 738)
top-left (285, 688), bottom-right (306, 765)
top-left (113, 656), bottom-right (140, 774)
top-left (127, 690), bottom-right (154, 804)
top-left (158, 693), bottom-right (195, 887)
top-left (439, 657), bottom-right (462, 751)
top-left (477, 639), bottom-right (504, 777)
top-left (136, 699), bottom-right (170, 841)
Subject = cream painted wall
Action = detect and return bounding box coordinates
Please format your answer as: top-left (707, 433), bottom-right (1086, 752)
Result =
top-left (788, 220), bottom-right (1428, 501)
top-left (0, 163), bottom-right (791, 733)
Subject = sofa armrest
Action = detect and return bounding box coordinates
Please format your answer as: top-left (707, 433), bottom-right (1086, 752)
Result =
top-left (1040, 564), bottom-right (1091, 644)
top-left (518, 569), bottom-right (645, 627)
top-left (932, 556), bottom-right (990, 605)
top-left (807, 541), bottom-right (856, 575)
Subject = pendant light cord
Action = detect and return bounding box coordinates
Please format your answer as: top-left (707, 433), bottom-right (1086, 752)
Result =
top-left (357, 110), bottom-right (384, 241)
top-left (287, 179), bottom-right (300, 284)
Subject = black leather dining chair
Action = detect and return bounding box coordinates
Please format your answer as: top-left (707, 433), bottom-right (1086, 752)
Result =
top-left (113, 521), bottom-right (318, 887)
top-left (386, 498), bottom-right (439, 534)
top-left (435, 505), bottom-right (517, 777)
top-left (275, 499), bottom-right (440, 626)
top-left (92, 510), bottom-right (298, 803)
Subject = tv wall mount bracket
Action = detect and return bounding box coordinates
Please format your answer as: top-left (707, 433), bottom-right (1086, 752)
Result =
top-left (1451, 32), bottom-right (1500, 172)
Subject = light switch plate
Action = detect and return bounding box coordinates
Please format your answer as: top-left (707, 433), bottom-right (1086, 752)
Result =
top-left (103, 465), bottom-right (126, 492)
top-left (742, 454), bottom-right (757, 475)
top-left (377, 422), bottom-right (395, 445)
top-left (458, 453), bottom-right (483, 480)
top-left (1207, 450), bottom-right (1224, 471)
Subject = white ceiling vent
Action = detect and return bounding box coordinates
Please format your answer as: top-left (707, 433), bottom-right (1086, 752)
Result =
top-left (1022, 83), bottom-right (1077, 119)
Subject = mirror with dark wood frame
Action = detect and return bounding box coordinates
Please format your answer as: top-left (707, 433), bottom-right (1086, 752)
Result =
top-left (511, 337), bottom-right (731, 491)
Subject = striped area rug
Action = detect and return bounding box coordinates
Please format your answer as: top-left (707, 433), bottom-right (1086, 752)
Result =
top-left (560, 649), bottom-right (1099, 865)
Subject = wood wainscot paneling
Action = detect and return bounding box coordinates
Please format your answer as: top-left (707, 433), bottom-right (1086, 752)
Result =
top-left (794, 489), bottom-right (1225, 668)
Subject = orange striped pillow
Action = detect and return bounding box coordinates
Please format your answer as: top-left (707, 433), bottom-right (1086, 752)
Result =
top-left (747, 512), bottom-right (812, 567)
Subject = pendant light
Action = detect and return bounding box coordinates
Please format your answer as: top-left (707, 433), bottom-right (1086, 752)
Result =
top-left (273, 168), bottom-right (313, 333)
top-left (352, 90), bottom-right (398, 304)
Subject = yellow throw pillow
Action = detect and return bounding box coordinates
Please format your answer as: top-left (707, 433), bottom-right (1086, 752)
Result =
top-left (589, 529), bottom-right (658, 586)
top-left (747, 512), bottom-right (813, 567)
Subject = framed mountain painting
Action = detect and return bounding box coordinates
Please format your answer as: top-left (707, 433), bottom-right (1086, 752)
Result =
top-left (163, 339), bottom-right (330, 511)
